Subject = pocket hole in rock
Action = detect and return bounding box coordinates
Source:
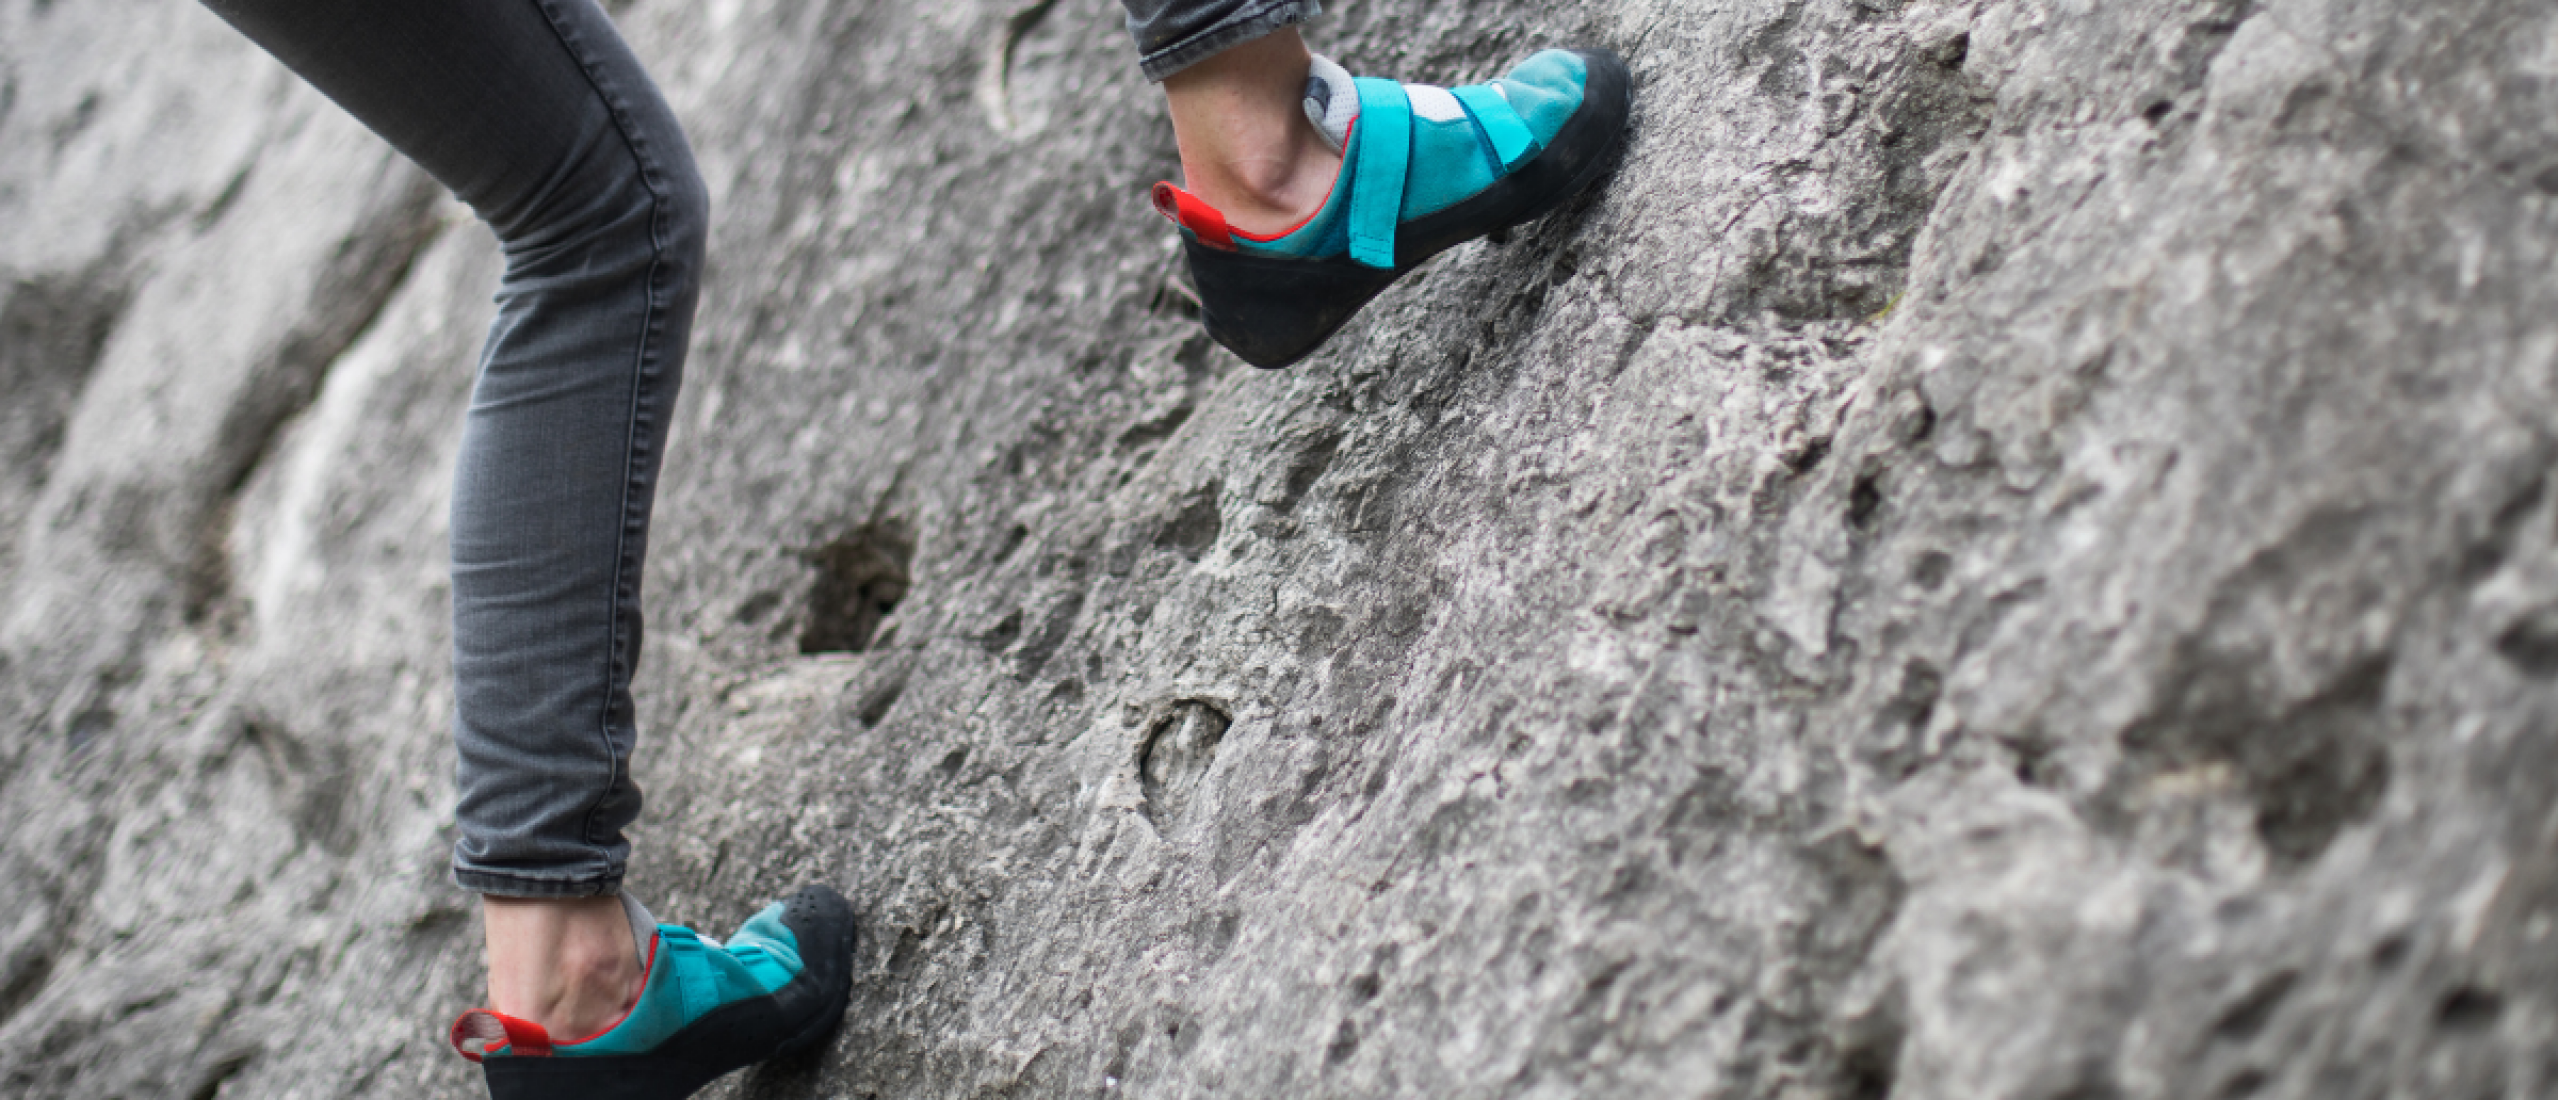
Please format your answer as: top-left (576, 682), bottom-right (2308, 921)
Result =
top-left (799, 520), bottom-right (916, 655)
top-left (1139, 700), bottom-right (1231, 828)
top-left (2436, 986), bottom-right (2503, 1033)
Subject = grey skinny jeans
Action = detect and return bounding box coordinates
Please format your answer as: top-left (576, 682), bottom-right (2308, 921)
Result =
top-left (197, 0), bottom-right (1315, 898)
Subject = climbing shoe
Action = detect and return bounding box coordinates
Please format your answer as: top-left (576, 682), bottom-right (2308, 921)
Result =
top-left (449, 886), bottom-right (858, 1100)
top-left (1153, 47), bottom-right (1633, 369)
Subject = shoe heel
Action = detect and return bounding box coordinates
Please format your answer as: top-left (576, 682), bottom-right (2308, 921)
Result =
top-left (1187, 241), bottom-right (1404, 369)
top-left (483, 1056), bottom-right (720, 1100)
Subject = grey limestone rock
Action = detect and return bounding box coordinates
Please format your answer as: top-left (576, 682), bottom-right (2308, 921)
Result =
top-left (4, 0), bottom-right (2557, 1096)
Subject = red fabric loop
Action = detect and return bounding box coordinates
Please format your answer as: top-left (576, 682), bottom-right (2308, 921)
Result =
top-left (1150, 181), bottom-right (1237, 251)
top-left (449, 1009), bottom-right (554, 1062)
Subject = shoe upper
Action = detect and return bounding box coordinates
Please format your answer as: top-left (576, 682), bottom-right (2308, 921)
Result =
top-left (1153, 49), bottom-right (1594, 267)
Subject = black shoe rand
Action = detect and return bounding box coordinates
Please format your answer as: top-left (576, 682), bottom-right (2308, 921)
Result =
top-left (1186, 48), bottom-right (1634, 370)
top-left (480, 886), bottom-right (858, 1100)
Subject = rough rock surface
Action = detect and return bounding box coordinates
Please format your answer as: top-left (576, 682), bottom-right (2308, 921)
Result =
top-left (5, 0), bottom-right (2557, 1096)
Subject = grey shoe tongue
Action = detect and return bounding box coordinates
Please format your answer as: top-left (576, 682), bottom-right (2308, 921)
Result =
top-left (1302, 54), bottom-right (1357, 154)
top-left (618, 892), bottom-right (656, 961)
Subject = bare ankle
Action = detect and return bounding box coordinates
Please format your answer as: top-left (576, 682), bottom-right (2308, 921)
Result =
top-left (1185, 137), bottom-right (1340, 234)
top-left (482, 895), bottom-right (644, 1038)
top-left (1162, 27), bottom-right (1346, 236)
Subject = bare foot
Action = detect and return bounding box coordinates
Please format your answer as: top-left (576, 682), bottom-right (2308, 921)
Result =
top-left (482, 895), bottom-right (644, 1039)
top-left (1161, 27), bottom-right (1344, 237)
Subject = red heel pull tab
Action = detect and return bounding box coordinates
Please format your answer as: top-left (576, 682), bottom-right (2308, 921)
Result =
top-left (1152, 182), bottom-right (1237, 251)
top-left (450, 1009), bottom-right (554, 1062)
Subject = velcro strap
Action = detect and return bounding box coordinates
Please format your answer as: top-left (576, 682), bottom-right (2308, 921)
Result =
top-left (450, 1009), bottom-right (552, 1062)
top-left (1347, 76), bottom-right (1413, 269)
top-left (661, 928), bottom-right (720, 1021)
top-left (1452, 85), bottom-right (1538, 170)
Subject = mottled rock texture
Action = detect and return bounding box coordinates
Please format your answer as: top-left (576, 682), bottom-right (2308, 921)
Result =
top-left (6, 0), bottom-right (2558, 1096)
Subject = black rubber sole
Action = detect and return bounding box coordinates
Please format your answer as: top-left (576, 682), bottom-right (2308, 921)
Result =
top-left (1188, 47), bottom-right (1635, 369)
top-left (481, 886), bottom-right (858, 1100)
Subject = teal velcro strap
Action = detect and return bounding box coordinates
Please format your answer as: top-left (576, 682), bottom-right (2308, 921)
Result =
top-left (662, 928), bottom-right (719, 1022)
top-left (1348, 77), bottom-right (1412, 269)
top-left (1452, 84), bottom-right (1538, 170)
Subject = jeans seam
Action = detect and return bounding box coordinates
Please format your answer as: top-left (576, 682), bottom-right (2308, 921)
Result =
top-left (457, 867), bottom-right (626, 898)
top-left (522, 0), bottom-right (675, 876)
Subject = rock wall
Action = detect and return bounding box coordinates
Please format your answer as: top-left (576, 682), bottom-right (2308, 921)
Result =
top-left (4, 0), bottom-right (2556, 1096)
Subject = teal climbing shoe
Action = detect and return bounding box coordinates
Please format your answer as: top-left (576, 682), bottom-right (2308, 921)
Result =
top-left (449, 886), bottom-right (857, 1100)
top-left (1153, 48), bottom-right (1633, 369)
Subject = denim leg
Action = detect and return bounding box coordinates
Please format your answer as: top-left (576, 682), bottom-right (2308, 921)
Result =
top-left (200, 0), bottom-right (705, 897)
top-left (1120, 0), bottom-right (1323, 82)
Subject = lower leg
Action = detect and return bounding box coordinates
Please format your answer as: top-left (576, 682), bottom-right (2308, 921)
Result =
top-left (1161, 27), bottom-right (1341, 235)
top-left (483, 896), bottom-right (644, 1038)
top-left (199, 0), bottom-right (700, 1044)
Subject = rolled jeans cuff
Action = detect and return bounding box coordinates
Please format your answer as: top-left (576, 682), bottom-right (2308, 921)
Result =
top-left (453, 865), bottom-right (625, 898)
top-left (1138, 0), bottom-right (1320, 82)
